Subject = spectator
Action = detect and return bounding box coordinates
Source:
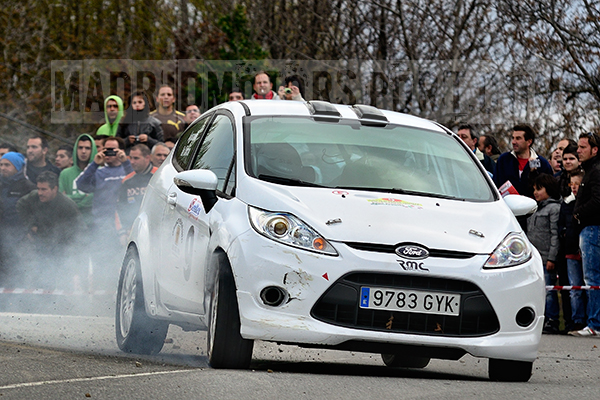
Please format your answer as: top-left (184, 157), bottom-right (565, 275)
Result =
top-left (457, 124), bottom-right (496, 176)
top-left (95, 95), bottom-right (124, 137)
top-left (75, 136), bottom-right (132, 289)
top-left (554, 138), bottom-right (573, 155)
top-left (278, 75), bottom-right (306, 101)
top-left (559, 169), bottom-right (587, 332)
top-left (494, 124), bottom-right (553, 199)
top-left (164, 138), bottom-right (176, 150)
top-left (55, 144), bottom-right (73, 170)
top-left (0, 142), bottom-right (18, 158)
top-left (569, 132), bottom-right (600, 337)
top-left (228, 90), bottom-right (244, 101)
top-left (59, 134), bottom-right (97, 229)
top-left (0, 152), bottom-right (36, 279)
top-left (478, 135), bottom-right (501, 162)
top-left (559, 143), bottom-right (581, 198)
top-left (117, 144), bottom-right (157, 241)
top-left (16, 171), bottom-right (83, 289)
top-left (250, 71), bottom-right (280, 100)
top-left (118, 90), bottom-right (164, 152)
top-left (550, 150), bottom-right (563, 174)
top-left (24, 135), bottom-right (61, 184)
top-left (150, 142), bottom-right (170, 168)
top-left (526, 173), bottom-right (561, 334)
top-left (93, 134), bottom-right (105, 154)
top-left (184, 104), bottom-right (201, 125)
top-left (150, 84), bottom-right (186, 142)
top-left (553, 141), bottom-right (581, 329)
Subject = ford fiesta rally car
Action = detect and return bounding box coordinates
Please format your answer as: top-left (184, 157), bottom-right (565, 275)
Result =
top-left (115, 100), bottom-right (544, 382)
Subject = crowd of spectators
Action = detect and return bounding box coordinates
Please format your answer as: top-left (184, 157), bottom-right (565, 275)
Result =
top-left (0, 73), bottom-right (599, 339)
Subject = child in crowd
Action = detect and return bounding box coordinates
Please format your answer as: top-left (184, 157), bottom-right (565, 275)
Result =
top-left (527, 173), bottom-right (562, 334)
top-left (558, 170), bottom-right (587, 331)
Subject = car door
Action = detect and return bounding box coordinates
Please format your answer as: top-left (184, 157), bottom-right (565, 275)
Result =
top-left (158, 113), bottom-right (236, 315)
top-left (157, 115), bottom-right (211, 314)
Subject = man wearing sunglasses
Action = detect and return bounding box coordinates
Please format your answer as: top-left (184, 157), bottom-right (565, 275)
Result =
top-left (95, 95), bottom-right (124, 137)
top-left (570, 132), bottom-right (600, 337)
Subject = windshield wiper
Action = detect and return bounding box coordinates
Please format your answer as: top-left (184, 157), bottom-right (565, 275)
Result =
top-left (389, 188), bottom-right (463, 200)
top-left (335, 185), bottom-right (463, 200)
top-left (258, 174), bottom-right (325, 187)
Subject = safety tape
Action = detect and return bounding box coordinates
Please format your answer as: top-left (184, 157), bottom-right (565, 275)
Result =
top-left (546, 285), bottom-right (600, 291)
top-left (0, 288), bottom-right (113, 296)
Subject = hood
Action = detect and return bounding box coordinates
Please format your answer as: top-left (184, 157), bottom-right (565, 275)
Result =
top-left (239, 179), bottom-right (521, 254)
top-left (72, 133), bottom-right (98, 169)
top-left (101, 95), bottom-right (124, 135)
top-left (121, 92), bottom-right (151, 124)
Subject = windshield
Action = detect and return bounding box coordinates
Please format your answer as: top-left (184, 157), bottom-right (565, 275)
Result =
top-left (245, 116), bottom-right (495, 202)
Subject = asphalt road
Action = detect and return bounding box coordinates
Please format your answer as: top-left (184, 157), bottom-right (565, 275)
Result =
top-left (0, 293), bottom-right (599, 399)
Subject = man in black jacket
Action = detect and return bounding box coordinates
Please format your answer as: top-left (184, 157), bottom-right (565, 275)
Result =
top-left (569, 132), bottom-right (600, 337)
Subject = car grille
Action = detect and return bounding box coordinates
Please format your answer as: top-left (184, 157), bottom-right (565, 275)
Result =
top-left (344, 242), bottom-right (476, 259)
top-left (311, 272), bottom-right (499, 337)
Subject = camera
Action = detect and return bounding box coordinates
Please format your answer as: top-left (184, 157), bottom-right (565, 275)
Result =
top-left (104, 148), bottom-right (117, 157)
top-left (529, 158), bottom-right (541, 169)
top-left (284, 87), bottom-right (293, 95)
top-left (135, 135), bottom-right (140, 141)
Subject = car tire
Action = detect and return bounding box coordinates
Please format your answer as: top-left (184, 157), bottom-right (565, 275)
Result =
top-left (207, 261), bottom-right (254, 369)
top-left (115, 246), bottom-right (168, 355)
top-left (488, 358), bottom-right (533, 382)
top-left (381, 354), bottom-right (430, 368)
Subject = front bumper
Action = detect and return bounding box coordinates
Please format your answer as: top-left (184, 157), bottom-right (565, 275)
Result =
top-left (229, 230), bottom-right (545, 362)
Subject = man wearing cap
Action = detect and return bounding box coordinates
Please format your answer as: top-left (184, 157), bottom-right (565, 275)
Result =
top-left (0, 152), bottom-right (36, 280)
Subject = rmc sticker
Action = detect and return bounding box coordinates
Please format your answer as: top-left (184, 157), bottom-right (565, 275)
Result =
top-left (187, 198), bottom-right (203, 220)
top-left (367, 197), bottom-right (423, 209)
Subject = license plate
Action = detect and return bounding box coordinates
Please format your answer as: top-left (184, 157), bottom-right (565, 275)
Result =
top-left (360, 287), bottom-right (461, 316)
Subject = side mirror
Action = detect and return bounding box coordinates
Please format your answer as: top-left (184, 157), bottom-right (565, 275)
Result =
top-left (503, 195), bottom-right (537, 217)
top-left (174, 169), bottom-right (219, 212)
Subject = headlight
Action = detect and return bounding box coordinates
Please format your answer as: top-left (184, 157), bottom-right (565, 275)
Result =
top-left (484, 232), bottom-right (532, 269)
top-left (248, 206), bottom-right (338, 256)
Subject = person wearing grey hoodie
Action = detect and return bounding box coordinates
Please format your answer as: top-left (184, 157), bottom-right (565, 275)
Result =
top-left (527, 173), bottom-right (562, 334)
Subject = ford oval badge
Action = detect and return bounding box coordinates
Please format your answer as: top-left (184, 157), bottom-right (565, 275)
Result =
top-left (395, 245), bottom-right (430, 260)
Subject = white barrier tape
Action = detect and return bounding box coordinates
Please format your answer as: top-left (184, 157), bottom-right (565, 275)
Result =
top-left (546, 285), bottom-right (600, 291)
top-left (0, 288), bottom-right (113, 296)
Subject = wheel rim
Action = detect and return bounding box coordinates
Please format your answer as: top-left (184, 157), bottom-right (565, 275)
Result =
top-left (207, 273), bottom-right (219, 356)
top-left (119, 258), bottom-right (137, 339)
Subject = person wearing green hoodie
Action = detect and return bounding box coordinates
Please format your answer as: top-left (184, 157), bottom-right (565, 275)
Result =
top-left (58, 134), bottom-right (98, 228)
top-left (95, 95), bottom-right (123, 137)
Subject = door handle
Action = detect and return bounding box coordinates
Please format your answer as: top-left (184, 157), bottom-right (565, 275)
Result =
top-left (167, 192), bottom-right (177, 205)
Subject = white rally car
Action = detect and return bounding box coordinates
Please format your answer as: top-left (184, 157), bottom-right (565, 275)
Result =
top-left (115, 100), bottom-right (544, 382)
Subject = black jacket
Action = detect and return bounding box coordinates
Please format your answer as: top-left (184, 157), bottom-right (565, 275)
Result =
top-left (118, 93), bottom-right (164, 151)
top-left (574, 155), bottom-right (600, 228)
top-left (558, 196), bottom-right (579, 255)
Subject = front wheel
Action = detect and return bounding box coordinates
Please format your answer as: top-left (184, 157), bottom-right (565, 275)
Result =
top-left (381, 354), bottom-right (430, 368)
top-left (488, 358), bottom-right (533, 382)
top-left (207, 261), bottom-right (254, 369)
top-left (115, 247), bottom-right (168, 355)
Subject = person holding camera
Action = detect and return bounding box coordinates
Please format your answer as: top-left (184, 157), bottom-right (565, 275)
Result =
top-left (76, 136), bottom-right (133, 290)
top-left (117, 91), bottom-right (163, 153)
top-left (278, 75), bottom-right (306, 101)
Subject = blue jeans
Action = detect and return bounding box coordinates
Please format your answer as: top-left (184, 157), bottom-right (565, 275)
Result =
top-left (580, 226), bottom-right (600, 330)
top-left (544, 265), bottom-right (559, 320)
top-left (567, 258), bottom-right (586, 324)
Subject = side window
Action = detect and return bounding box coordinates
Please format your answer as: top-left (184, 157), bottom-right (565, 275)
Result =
top-left (191, 114), bottom-right (235, 194)
top-left (173, 116), bottom-right (210, 170)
